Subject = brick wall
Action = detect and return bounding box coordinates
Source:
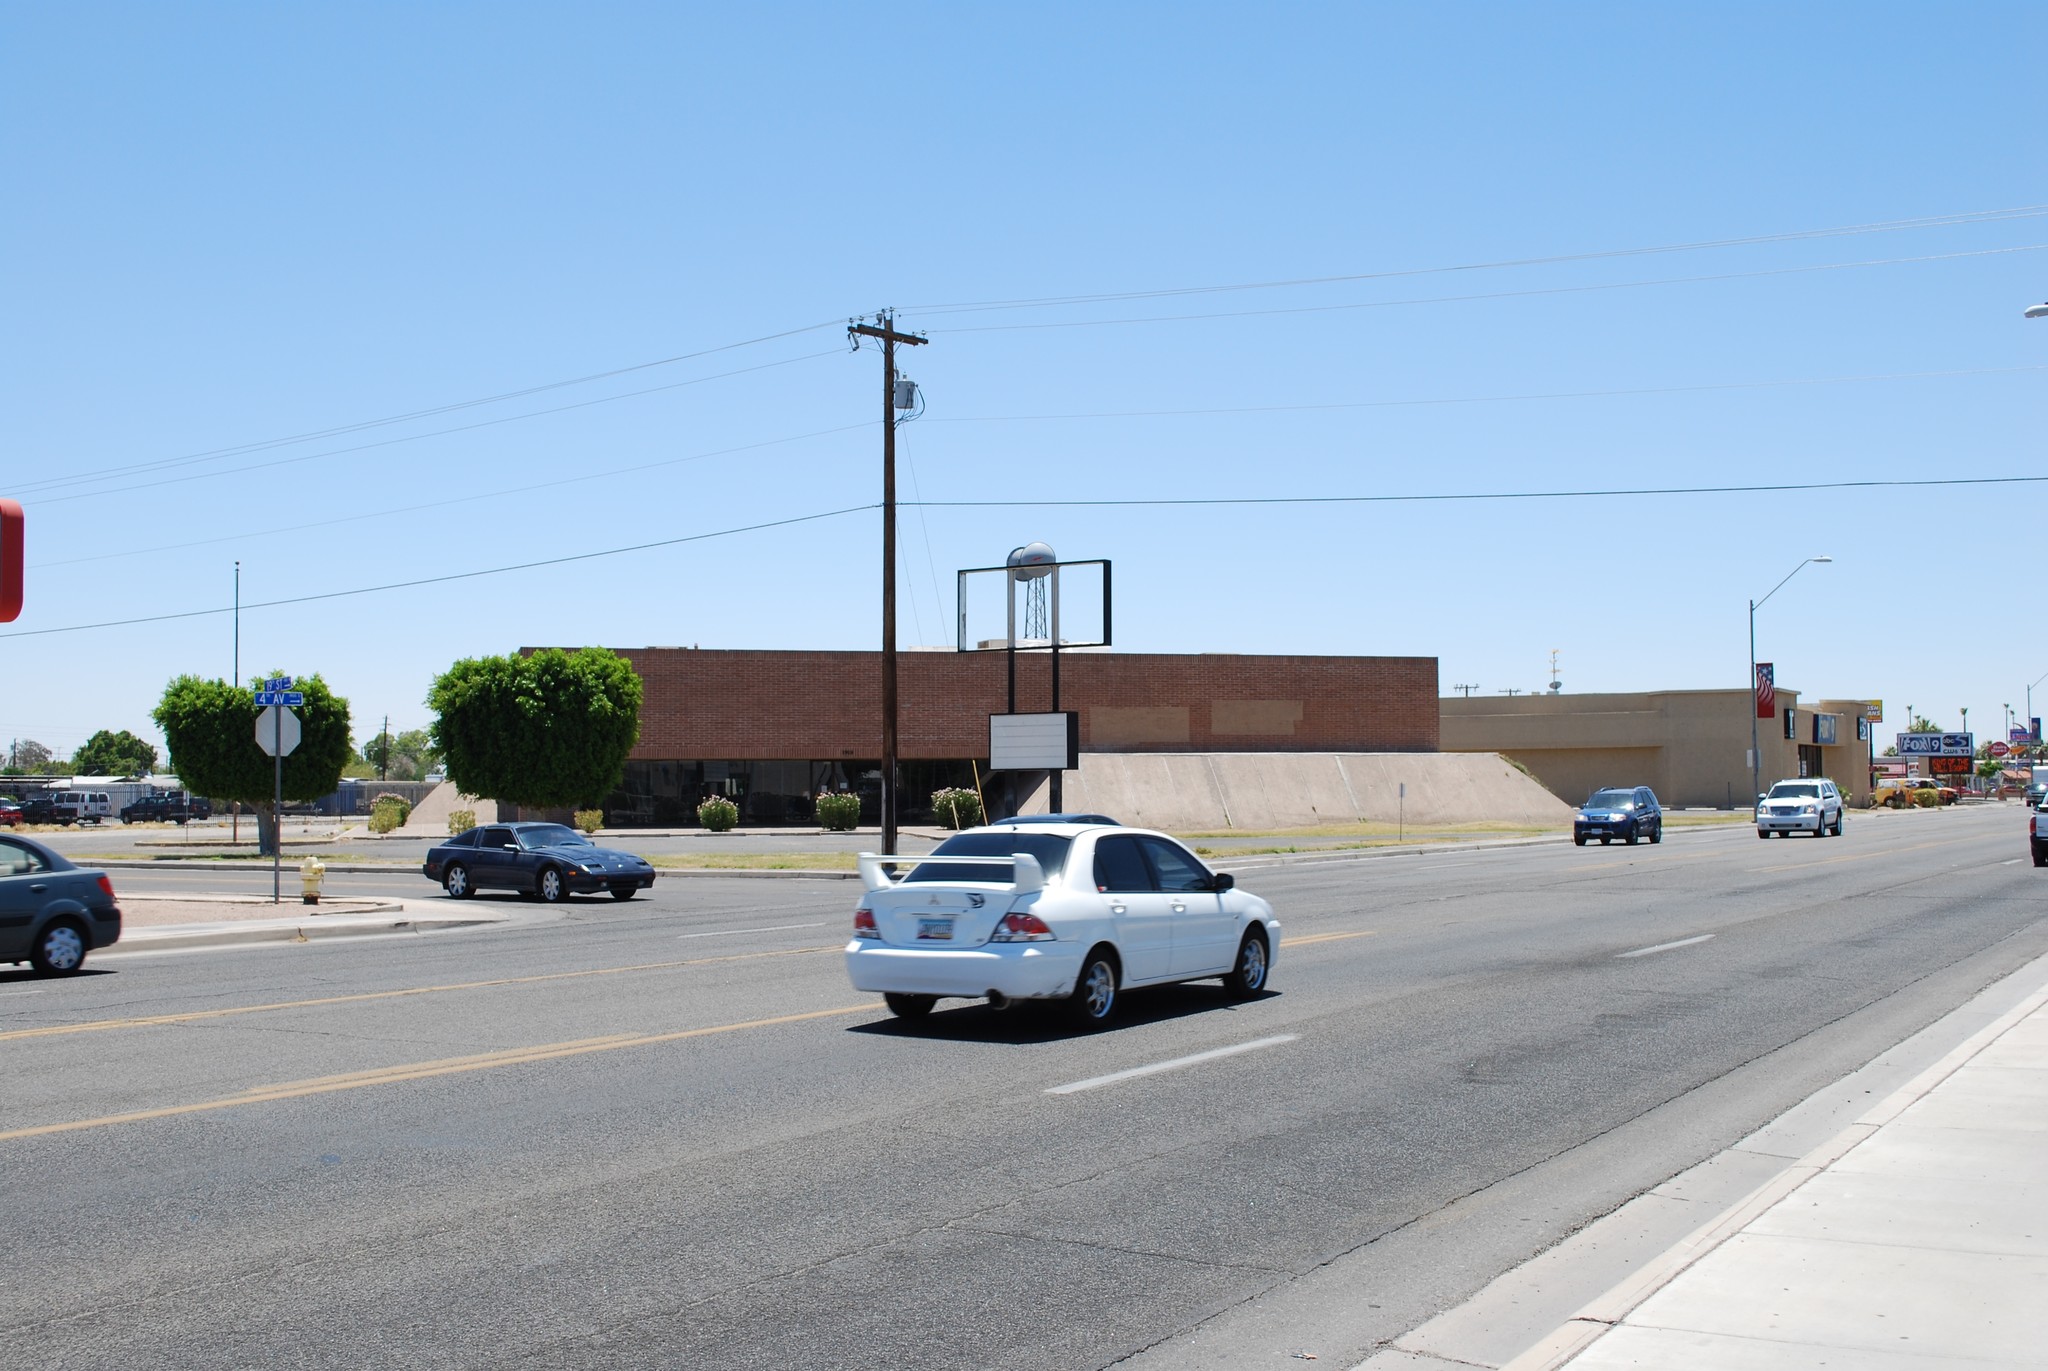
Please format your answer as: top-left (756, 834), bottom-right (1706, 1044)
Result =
top-left (609, 648), bottom-right (1438, 760)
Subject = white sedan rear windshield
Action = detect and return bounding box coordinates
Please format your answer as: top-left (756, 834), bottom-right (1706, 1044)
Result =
top-left (903, 832), bottom-right (1073, 882)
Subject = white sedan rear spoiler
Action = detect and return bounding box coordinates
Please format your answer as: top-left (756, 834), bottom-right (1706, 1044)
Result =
top-left (857, 851), bottom-right (1045, 895)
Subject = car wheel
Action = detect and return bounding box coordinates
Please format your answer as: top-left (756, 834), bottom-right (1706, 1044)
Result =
top-left (1650, 822), bottom-right (1663, 844)
top-left (1223, 931), bottom-right (1269, 999)
top-left (1067, 948), bottom-right (1120, 1027)
top-left (1599, 837), bottom-right (1611, 845)
top-left (1625, 829), bottom-right (1639, 845)
top-left (2034, 846), bottom-right (2048, 868)
top-left (609, 884), bottom-right (636, 901)
top-left (443, 863), bottom-right (472, 899)
top-left (1830, 815), bottom-right (1844, 836)
top-left (31, 919), bottom-right (89, 977)
top-left (537, 866), bottom-right (567, 903)
top-left (1757, 828), bottom-right (1768, 839)
top-left (1573, 834), bottom-right (1586, 846)
top-left (884, 993), bottom-right (936, 1019)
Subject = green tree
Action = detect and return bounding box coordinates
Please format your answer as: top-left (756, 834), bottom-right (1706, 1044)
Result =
top-left (70, 729), bottom-right (159, 777)
top-left (362, 727), bottom-right (441, 781)
top-left (153, 673), bottom-right (353, 855)
top-left (428, 648), bottom-right (641, 809)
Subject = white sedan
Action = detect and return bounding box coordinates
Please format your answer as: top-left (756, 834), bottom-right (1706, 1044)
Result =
top-left (844, 818), bottom-right (1280, 1025)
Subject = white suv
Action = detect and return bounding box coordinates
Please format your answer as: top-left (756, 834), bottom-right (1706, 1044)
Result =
top-left (1757, 779), bottom-right (1845, 838)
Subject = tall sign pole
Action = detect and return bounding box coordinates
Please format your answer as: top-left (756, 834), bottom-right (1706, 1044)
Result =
top-left (849, 312), bottom-right (926, 856)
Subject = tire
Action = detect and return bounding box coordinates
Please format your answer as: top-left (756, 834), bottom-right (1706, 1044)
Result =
top-left (536, 866), bottom-right (567, 903)
top-left (1573, 835), bottom-right (1586, 846)
top-left (2034, 846), bottom-right (2048, 868)
top-left (443, 862), bottom-right (472, 899)
top-left (1757, 829), bottom-right (1768, 839)
top-left (31, 919), bottom-right (89, 977)
top-left (1067, 948), bottom-right (1120, 1027)
top-left (1649, 823), bottom-right (1663, 844)
top-left (1600, 837), bottom-right (1611, 845)
top-left (1830, 815), bottom-right (1844, 837)
top-left (1223, 931), bottom-right (1269, 999)
top-left (884, 992), bottom-right (936, 1019)
top-left (609, 884), bottom-right (636, 901)
top-left (1625, 829), bottom-right (1639, 845)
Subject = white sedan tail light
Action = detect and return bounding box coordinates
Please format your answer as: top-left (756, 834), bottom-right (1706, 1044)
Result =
top-left (990, 910), bottom-right (1055, 943)
top-left (853, 907), bottom-right (880, 939)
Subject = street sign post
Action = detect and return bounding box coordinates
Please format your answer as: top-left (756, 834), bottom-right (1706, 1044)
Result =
top-left (254, 694), bottom-right (302, 902)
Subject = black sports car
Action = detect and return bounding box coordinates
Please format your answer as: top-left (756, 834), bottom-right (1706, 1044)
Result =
top-left (424, 821), bottom-right (657, 902)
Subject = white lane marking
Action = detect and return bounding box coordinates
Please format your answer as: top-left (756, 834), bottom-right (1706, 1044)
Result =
top-left (2001, 859), bottom-right (2022, 866)
top-left (1045, 1034), bottom-right (1298, 1096)
top-left (677, 922), bottom-right (825, 940)
top-left (0, 988), bottom-right (49, 999)
top-left (1616, 933), bottom-right (1715, 959)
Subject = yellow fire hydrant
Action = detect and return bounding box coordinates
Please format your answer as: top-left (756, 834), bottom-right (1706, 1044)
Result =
top-left (300, 856), bottom-right (326, 906)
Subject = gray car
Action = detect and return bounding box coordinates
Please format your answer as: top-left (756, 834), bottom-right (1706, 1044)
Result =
top-left (0, 833), bottom-right (122, 975)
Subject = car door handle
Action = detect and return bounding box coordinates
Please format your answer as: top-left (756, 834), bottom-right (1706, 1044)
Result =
top-left (29, 883), bottom-right (48, 892)
top-left (1109, 902), bottom-right (1126, 914)
top-left (1170, 901), bottom-right (1186, 913)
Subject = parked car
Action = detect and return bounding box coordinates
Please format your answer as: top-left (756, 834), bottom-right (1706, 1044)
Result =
top-left (119, 792), bottom-right (212, 825)
top-left (423, 822), bottom-right (657, 902)
top-left (0, 832), bottom-right (121, 974)
top-left (0, 798), bottom-right (21, 828)
top-left (1757, 779), bottom-right (1846, 838)
top-left (1573, 787), bottom-right (1663, 846)
top-left (844, 818), bottom-right (1280, 1025)
top-left (51, 790), bottom-right (114, 825)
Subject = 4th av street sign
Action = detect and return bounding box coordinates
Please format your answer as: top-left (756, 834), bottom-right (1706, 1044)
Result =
top-left (255, 705), bottom-right (302, 757)
top-left (255, 690), bottom-right (304, 706)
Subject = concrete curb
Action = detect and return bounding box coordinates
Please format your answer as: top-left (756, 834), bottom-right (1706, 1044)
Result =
top-left (1495, 968), bottom-right (2048, 1371)
top-left (103, 902), bottom-right (513, 954)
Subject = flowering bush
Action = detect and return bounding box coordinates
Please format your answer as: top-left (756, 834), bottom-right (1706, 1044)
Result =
top-left (447, 808), bottom-right (476, 835)
top-left (573, 808), bottom-right (604, 834)
top-left (816, 791), bottom-right (861, 832)
top-left (698, 795), bottom-right (739, 832)
top-left (932, 787), bottom-right (983, 830)
top-left (368, 792), bottom-right (412, 834)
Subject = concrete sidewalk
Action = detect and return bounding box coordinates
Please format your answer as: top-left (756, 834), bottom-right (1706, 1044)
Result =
top-left (1491, 976), bottom-right (2048, 1369)
top-left (102, 893), bottom-right (510, 953)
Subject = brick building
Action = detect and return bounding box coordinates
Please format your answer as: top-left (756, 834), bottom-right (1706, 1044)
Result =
top-left (598, 647), bottom-right (1438, 826)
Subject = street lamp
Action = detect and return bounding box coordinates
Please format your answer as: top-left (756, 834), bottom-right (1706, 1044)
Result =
top-left (2028, 302), bottom-right (2048, 319)
top-left (1750, 555), bottom-right (1833, 807)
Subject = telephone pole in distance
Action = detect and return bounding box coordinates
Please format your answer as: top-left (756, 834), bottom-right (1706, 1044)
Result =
top-left (849, 310), bottom-right (927, 856)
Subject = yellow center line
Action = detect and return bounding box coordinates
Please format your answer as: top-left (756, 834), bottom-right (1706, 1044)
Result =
top-left (1283, 930), bottom-right (1377, 947)
top-left (0, 1004), bottom-right (874, 1144)
top-left (0, 945), bottom-right (844, 1044)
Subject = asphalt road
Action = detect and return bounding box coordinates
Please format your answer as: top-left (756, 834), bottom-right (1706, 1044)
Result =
top-left (2, 805), bottom-right (2041, 1369)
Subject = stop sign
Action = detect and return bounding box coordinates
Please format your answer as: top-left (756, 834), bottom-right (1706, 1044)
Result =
top-left (255, 706), bottom-right (302, 757)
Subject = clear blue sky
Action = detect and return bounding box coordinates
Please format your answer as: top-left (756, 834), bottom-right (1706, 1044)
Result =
top-left (5, 2), bottom-right (2046, 765)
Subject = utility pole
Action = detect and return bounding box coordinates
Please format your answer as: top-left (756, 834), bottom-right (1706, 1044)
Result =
top-left (232, 561), bottom-right (241, 845)
top-left (379, 714), bottom-right (389, 782)
top-left (1452, 683), bottom-right (1479, 697)
top-left (848, 311), bottom-right (927, 856)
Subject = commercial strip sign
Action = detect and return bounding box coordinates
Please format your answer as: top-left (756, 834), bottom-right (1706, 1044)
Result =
top-left (1896, 732), bottom-right (1975, 757)
top-left (989, 712), bottom-right (1079, 771)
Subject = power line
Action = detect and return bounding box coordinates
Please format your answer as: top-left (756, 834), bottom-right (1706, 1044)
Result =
top-left (0, 506), bottom-right (879, 641)
top-left (31, 422), bottom-right (871, 569)
top-left (905, 472), bottom-right (2048, 510)
top-left (20, 349), bottom-right (845, 505)
top-left (16, 317), bottom-right (845, 496)
top-left (901, 205), bottom-right (2048, 317)
top-left (923, 364), bottom-right (2048, 425)
top-left (921, 244), bottom-right (2048, 335)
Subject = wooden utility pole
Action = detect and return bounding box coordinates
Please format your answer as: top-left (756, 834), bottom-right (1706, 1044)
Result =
top-left (848, 311), bottom-right (926, 856)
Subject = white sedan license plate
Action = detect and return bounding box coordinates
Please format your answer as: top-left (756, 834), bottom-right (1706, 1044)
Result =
top-left (917, 917), bottom-right (954, 941)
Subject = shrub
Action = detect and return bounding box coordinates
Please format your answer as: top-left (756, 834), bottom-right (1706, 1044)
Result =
top-left (1914, 789), bottom-right (1940, 808)
top-left (932, 786), bottom-right (983, 829)
top-left (698, 795), bottom-right (739, 832)
top-left (368, 792), bottom-right (412, 834)
top-left (816, 791), bottom-right (862, 832)
top-left (447, 808), bottom-right (476, 835)
top-left (573, 808), bottom-right (604, 834)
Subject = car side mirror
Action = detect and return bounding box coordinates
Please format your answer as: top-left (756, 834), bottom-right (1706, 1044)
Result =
top-left (1211, 872), bottom-right (1235, 892)
top-left (503, 843), bottom-right (520, 851)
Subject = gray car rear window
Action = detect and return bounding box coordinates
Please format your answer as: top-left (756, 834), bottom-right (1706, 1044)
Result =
top-left (904, 832), bottom-right (1073, 883)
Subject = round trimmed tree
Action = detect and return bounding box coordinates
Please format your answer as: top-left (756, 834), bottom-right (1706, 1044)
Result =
top-left (427, 647), bottom-right (642, 811)
top-left (153, 673), bottom-right (354, 855)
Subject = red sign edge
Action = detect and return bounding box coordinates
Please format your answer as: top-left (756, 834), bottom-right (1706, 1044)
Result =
top-left (0, 499), bottom-right (22, 623)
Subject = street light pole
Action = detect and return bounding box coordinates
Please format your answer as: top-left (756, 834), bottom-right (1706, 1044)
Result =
top-left (1749, 555), bottom-right (1833, 809)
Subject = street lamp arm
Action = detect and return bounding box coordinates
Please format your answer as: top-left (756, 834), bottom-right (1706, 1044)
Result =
top-left (1752, 555), bottom-right (1833, 613)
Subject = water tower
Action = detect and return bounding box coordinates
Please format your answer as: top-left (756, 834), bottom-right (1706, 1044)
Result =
top-left (1007, 541), bottom-right (1056, 642)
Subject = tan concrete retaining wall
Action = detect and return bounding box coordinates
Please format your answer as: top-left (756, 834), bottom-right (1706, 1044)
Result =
top-left (394, 780), bottom-right (500, 836)
top-left (1011, 752), bottom-right (1572, 830)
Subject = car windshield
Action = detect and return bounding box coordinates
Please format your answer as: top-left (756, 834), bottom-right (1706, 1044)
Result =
top-left (901, 832), bottom-right (1073, 883)
top-left (1769, 783), bottom-right (1820, 799)
top-left (1586, 790), bottom-right (1634, 808)
top-left (518, 824), bottom-right (590, 849)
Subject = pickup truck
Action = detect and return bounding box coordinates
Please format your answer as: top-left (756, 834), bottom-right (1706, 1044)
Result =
top-left (118, 793), bottom-right (212, 825)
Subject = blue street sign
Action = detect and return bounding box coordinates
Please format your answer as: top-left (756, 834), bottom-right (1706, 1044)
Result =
top-left (255, 691), bottom-right (305, 707)
top-left (265, 676), bottom-right (293, 690)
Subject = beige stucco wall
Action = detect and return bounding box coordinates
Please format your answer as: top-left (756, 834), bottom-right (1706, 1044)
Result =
top-left (1441, 689), bottom-right (1876, 809)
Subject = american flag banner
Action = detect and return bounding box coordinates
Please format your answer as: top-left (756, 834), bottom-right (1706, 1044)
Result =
top-left (1754, 662), bottom-right (1775, 719)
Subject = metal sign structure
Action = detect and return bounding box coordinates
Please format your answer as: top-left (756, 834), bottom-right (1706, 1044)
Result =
top-left (255, 677), bottom-right (298, 903)
top-left (990, 712), bottom-right (1079, 771)
top-left (1896, 732), bottom-right (1974, 757)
